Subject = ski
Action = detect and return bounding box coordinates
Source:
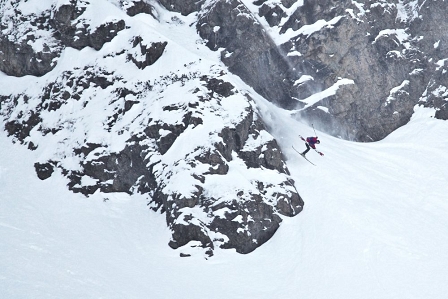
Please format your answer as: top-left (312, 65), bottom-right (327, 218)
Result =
top-left (292, 145), bottom-right (316, 166)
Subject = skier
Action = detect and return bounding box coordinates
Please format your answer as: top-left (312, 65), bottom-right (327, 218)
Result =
top-left (301, 136), bottom-right (322, 156)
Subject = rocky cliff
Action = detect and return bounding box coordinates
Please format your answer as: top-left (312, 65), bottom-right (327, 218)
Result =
top-left (0, 0), bottom-right (303, 257)
top-left (190, 0), bottom-right (447, 141)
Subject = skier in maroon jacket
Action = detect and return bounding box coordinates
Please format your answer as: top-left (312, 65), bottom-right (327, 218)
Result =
top-left (301, 136), bottom-right (321, 156)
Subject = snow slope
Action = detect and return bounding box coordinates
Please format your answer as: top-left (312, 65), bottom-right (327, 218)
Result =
top-left (2, 98), bottom-right (448, 298)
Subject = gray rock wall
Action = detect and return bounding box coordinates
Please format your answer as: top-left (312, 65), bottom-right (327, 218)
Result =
top-left (250, 0), bottom-right (448, 141)
top-left (197, 0), bottom-right (295, 108)
top-left (156, 0), bottom-right (447, 141)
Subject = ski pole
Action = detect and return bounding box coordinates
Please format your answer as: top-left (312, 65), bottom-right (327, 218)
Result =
top-left (312, 124), bottom-right (317, 137)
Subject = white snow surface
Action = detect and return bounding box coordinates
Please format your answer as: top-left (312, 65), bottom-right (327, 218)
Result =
top-left (1, 103), bottom-right (448, 298)
top-left (296, 78), bottom-right (355, 109)
top-left (1, 1), bottom-right (448, 298)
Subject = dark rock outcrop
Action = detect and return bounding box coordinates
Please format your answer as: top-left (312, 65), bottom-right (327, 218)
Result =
top-left (0, 6), bottom-right (61, 77)
top-left (51, 2), bottom-right (126, 50)
top-left (158, 0), bottom-right (206, 16)
top-left (127, 36), bottom-right (168, 69)
top-left (0, 1), bottom-right (126, 77)
top-left (34, 162), bottom-right (55, 180)
top-left (0, 38), bottom-right (60, 77)
top-left (5, 109), bottom-right (42, 141)
top-left (419, 60), bottom-right (448, 120)
top-left (197, 0), bottom-right (295, 108)
top-left (124, 0), bottom-right (156, 17)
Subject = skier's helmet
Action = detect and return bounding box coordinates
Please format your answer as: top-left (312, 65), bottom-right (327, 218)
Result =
top-left (316, 140), bottom-right (320, 144)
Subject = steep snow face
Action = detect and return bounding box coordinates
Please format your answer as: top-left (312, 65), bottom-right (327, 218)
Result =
top-left (0, 0), bottom-right (303, 256)
top-left (1, 101), bottom-right (448, 299)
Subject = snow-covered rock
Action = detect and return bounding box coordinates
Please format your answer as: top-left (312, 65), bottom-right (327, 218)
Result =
top-left (0, 0), bottom-right (302, 256)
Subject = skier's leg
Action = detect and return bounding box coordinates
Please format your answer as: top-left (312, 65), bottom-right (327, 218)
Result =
top-left (301, 143), bottom-right (310, 155)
